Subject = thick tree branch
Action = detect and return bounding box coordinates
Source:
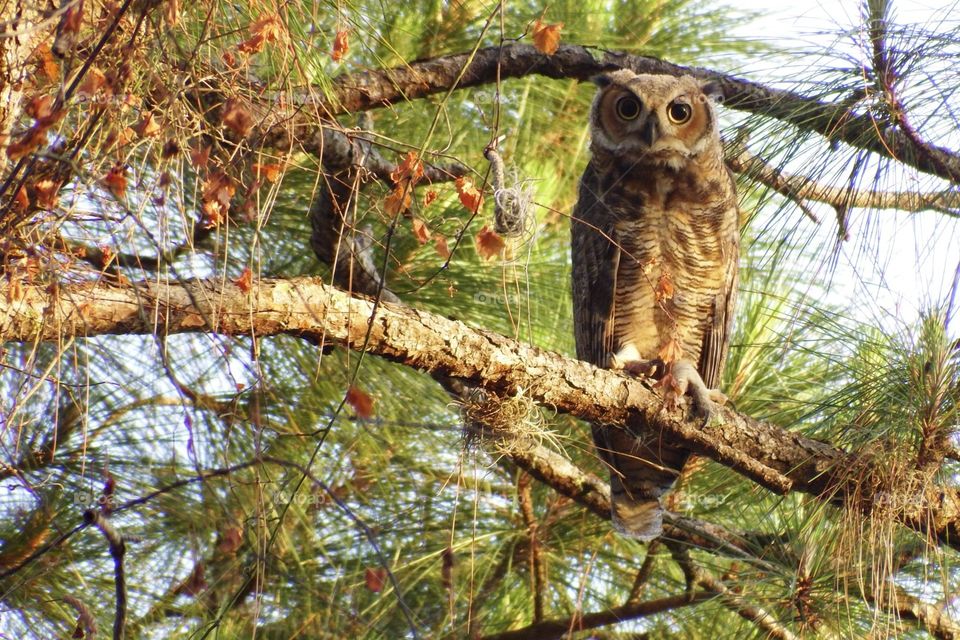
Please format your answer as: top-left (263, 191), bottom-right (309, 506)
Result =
top-left (479, 591), bottom-right (713, 640)
top-left (312, 44), bottom-right (960, 184)
top-left (3, 277), bottom-right (960, 550)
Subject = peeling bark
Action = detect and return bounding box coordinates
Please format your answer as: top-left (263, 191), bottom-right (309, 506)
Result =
top-left (2, 277), bottom-right (960, 550)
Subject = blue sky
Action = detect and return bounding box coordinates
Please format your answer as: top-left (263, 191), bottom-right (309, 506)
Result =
top-left (734, 0), bottom-right (960, 338)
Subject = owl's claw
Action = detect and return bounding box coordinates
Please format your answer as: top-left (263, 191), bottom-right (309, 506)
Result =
top-left (609, 352), bottom-right (663, 379)
top-left (666, 360), bottom-right (726, 425)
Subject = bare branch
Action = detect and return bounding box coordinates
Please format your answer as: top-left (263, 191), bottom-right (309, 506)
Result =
top-left (305, 44), bottom-right (960, 184)
top-left (3, 277), bottom-right (960, 551)
top-left (84, 509), bottom-right (127, 640)
top-left (478, 591), bottom-right (712, 640)
top-left (727, 145), bottom-right (960, 217)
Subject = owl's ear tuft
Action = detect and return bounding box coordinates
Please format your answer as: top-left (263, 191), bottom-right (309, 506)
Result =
top-left (700, 80), bottom-right (724, 103)
top-left (592, 73), bottom-right (615, 88)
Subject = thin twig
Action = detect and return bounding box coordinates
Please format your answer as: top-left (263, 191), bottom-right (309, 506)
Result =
top-left (84, 509), bottom-right (127, 640)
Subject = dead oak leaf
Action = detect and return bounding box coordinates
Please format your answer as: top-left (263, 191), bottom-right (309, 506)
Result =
top-left (252, 162), bottom-right (283, 182)
top-left (411, 217), bottom-right (430, 244)
top-left (133, 112), bottom-right (161, 138)
top-left (234, 267), bottom-right (253, 292)
top-left (365, 567), bottom-right (386, 593)
top-left (346, 386), bottom-right (374, 419)
top-left (658, 337), bottom-right (683, 364)
top-left (34, 179), bottom-right (61, 210)
top-left (384, 185), bottom-right (412, 216)
top-left (655, 272), bottom-right (674, 302)
top-left (102, 164), bottom-right (127, 199)
top-left (455, 176), bottom-right (483, 213)
top-left (434, 233), bottom-right (451, 259)
top-left (332, 29), bottom-right (349, 62)
top-left (531, 18), bottom-right (563, 55)
top-left (221, 100), bottom-right (254, 137)
top-left (201, 172), bottom-right (235, 227)
top-left (391, 151), bottom-right (424, 186)
top-left (475, 225), bottom-right (505, 261)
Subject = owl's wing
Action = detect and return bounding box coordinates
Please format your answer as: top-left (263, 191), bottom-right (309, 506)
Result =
top-left (571, 163), bottom-right (619, 367)
top-left (697, 200), bottom-right (739, 391)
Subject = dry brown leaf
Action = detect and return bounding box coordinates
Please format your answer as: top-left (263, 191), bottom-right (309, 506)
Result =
top-left (98, 245), bottom-right (115, 268)
top-left (332, 29), bottom-right (349, 62)
top-left (434, 233), bottom-right (451, 259)
top-left (161, 140), bottom-right (180, 159)
top-left (655, 272), bottom-right (674, 302)
top-left (658, 337), bottom-right (684, 364)
top-left (411, 217), bottom-right (430, 244)
top-left (12, 186), bottom-right (29, 211)
top-left (175, 563), bottom-right (206, 597)
top-left (201, 172), bottom-right (235, 228)
top-left (455, 176), bottom-right (484, 213)
top-left (384, 185), bottom-right (412, 216)
top-left (346, 386), bottom-right (374, 419)
top-left (7, 126), bottom-right (46, 161)
top-left (77, 67), bottom-right (107, 101)
top-left (133, 112), bottom-right (161, 138)
top-left (25, 95), bottom-right (55, 120)
top-left (365, 567), bottom-right (387, 593)
top-left (391, 151), bottom-right (424, 186)
top-left (423, 190), bottom-right (438, 207)
top-left (190, 144), bottom-right (210, 169)
top-left (475, 225), bottom-right (505, 261)
top-left (252, 163), bottom-right (283, 182)
top-left (238, 15), bottom-right (285, 54)
top-left (35, 43), bottom-right (59, 81)
top-left (102, 164), bottom-right (127, 199)
top-left (234, 267), bottom-right (253, 292)
top-left (221, 100), bottom-right (254, 137)
top-left (217, 526), bottom-right (243, 554)
top-left (532, 18), bottom-right (563, 55)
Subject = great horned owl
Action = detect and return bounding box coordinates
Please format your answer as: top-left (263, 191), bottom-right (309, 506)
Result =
top-left (571, 70), bottom-right (739, 540)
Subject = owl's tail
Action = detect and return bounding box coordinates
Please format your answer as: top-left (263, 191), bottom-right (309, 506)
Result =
top-left (593, 424), bottom-right (689, 541)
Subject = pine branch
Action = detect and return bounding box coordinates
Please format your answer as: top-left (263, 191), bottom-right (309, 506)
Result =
top-left (305, 44), bottom-right (960, 184)
top-left (478, 591), bottom-right (712, 640)
top-left (727, 145), bottom-right (960, 217)
top-left (3, 277), bottom-right (960, 551)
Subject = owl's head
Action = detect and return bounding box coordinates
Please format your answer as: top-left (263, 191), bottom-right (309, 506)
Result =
top-left (589, 70), bottom-right (722, 169)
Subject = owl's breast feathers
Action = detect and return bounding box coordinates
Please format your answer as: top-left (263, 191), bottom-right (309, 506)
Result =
top-left (587, 152), bottom-right (738, 369)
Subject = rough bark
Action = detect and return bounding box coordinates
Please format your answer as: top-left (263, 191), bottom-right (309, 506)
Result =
top-left (479, 591), bottom-right (712, 640)
top-left (307, 44), bottom-right (960, 184)
top-left (3, 277), bottom-right (960, 550)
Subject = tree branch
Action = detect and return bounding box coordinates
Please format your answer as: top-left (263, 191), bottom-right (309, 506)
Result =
top-left (727, 145), bottom-right (960, 217)
top-left (478, 591), bottom-right (713, 640)
top-left (308, 44), bottom-right (960, 184)
top-left (3, 277), bottom-right (960, 551)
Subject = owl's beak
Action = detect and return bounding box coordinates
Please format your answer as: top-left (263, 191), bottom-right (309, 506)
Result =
top-left (640, 116), bottom-right (659, 147)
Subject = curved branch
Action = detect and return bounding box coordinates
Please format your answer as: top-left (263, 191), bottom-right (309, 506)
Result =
top-left (3, 277), bottom-right (960, 551)
top-left (479, 591), bottom-right (712, 640)
top-left (314, 44), bottom-right (960, 184)
top-left (727, 146), bottom-right (960, 217)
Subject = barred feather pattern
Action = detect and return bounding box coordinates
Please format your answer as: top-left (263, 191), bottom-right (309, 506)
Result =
top-left (571, 72), bottom-right (739, 540)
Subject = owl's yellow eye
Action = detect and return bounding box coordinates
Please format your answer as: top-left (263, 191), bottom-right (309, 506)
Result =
top-left (667, 101), bottom-right (692, 124)
top-left (615, 96), bottom-right (642, 120)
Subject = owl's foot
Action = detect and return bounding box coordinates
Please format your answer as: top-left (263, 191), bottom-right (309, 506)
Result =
top-left (609, 348), bottom-right (664, 379)
top-left (660, 360), bottom-right (727, 423)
